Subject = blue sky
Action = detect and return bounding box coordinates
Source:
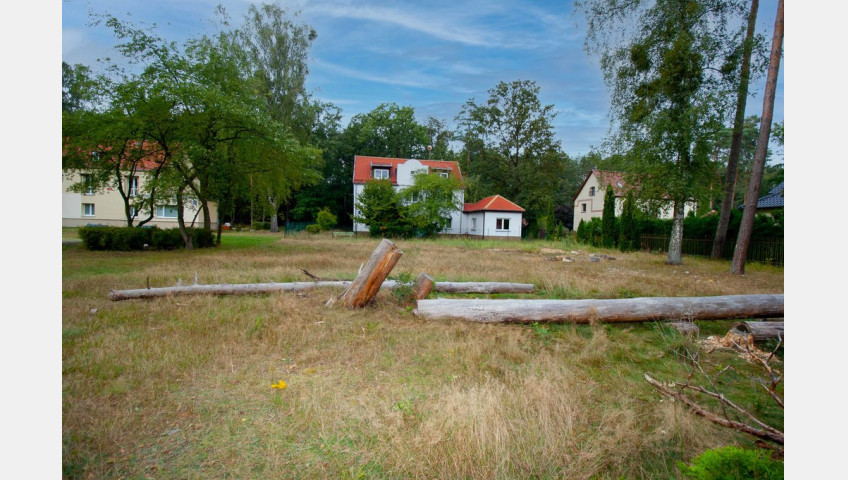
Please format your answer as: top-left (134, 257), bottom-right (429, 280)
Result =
top-left (62, 0), bottom-right (784, 158)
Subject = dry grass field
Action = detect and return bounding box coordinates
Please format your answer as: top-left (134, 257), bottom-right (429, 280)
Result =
top-left (62, 230), bottom-right (784, 479)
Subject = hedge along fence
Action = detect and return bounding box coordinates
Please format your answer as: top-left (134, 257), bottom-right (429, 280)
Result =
top-left (640, 235), bottom-right (783, 266)
top-left (78, 226), bottom-right (214, 251)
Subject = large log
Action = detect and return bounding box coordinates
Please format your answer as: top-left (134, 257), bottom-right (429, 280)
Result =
top-left (730, 321), bottom-right (784, 342)
top-left (108, 280), bottom-right (535, 301)
top-left (414, 294), bottom-right (784, 324)
top-left (338, 238), bottom-right (403, 308)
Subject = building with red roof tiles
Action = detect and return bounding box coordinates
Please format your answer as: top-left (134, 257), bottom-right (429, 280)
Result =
top-left (62, 142), bottom-right (217, 228)
top-left (462, 195), bottom-right (525, 239)
top-left (572, 168), bottom-right (694, 227)
top-left (352, 156), bottom-right (524, 238)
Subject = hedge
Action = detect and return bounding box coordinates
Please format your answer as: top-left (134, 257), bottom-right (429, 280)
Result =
top-left (78, 226), bottom-right (214, 251)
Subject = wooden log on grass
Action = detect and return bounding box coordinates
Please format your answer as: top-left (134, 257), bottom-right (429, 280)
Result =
top-left (109, 281), bottom-right (353, 301)
top-left (730, 321), bottom-right (784, 342)
top-left (414, 294), bottom-right (783, 324)
top-left (338, 239), bottom-right (403, 308)
top-left (109, 279), bottom-right (535, 301)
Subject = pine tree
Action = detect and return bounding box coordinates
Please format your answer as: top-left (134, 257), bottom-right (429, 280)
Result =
top-left (601, 186), bottom-right (617, 248)
top-left (619, 191), bottom-right (637, 251)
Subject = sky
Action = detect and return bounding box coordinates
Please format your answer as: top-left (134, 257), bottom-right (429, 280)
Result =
top-left (61, 0), bottom-right (784, 159)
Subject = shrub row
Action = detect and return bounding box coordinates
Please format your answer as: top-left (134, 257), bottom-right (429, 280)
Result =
top-left (576, 209), bottom-right (783, 249)
top-left (78, 226), bottom-right (214, 251)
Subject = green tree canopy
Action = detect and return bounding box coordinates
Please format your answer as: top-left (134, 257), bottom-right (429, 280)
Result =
top-left (456, 80), bottom-right (566, 224)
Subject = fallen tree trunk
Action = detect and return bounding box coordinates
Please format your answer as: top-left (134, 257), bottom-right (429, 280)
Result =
top-left (730, 321), bottom-right (784, 342)
top-left (414, 294), bottom-right (783, 324)
top-left (109, 280), bottom-right (535, 301)
top-left (109, 281), bottom-right (352, 301)
top-left (338, 239), bottom-right (403, 308)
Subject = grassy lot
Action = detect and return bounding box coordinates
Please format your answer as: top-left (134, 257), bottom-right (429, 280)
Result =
top-left (62, 230), bottom-right (784, 479)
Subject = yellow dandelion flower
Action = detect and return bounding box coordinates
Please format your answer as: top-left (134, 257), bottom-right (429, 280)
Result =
top-left (271, 380), bottom-right (287, 390)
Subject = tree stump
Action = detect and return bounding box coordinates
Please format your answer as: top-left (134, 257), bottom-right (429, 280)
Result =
top-left (338, 239), bottom-right (403, 308)
top-left (730, 321), bottom-right (784, 342)
top-left (412, 273), bottom-right (434, 300)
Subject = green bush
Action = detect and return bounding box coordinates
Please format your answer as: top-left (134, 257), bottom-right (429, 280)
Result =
top-left (252, 221), bottom-right (271, 230)
top-left (79, 226), bottom-right (154, 251)
top-left (191, 228), bottom-right (214, 248)
top-left (305, 224), bottom-right (321, 234)
top-left (678, 446), bottom-right (783, 480)
top-left (151, 227), bottom-right (184, 250)
top-left (78, 226), bottom-right (214, 251)
top-left (316, 208), bottom-right (338, 231)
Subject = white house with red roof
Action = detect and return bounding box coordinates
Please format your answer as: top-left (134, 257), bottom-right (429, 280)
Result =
top-left (462, 195), bottom-right (525, 239)
top-left (352, 155), bottom-right (524, 238)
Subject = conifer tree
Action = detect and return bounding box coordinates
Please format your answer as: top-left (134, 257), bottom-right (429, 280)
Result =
top-left (601, 186), bottom-right (617, 248)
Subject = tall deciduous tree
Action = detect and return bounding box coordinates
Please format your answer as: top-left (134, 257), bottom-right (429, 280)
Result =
top-left (579, 0), bottom-right (742, 264)
top-left (732, 0), bottom-right (783, 275)
top-left (345, 103), bottom-right (430, 159)
top-left (456, 80), bottom-right (565, 224)
top-left (399, 171), bottom-right (462, 237)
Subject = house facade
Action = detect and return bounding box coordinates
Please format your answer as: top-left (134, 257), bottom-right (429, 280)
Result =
top-left (352, 155), bottom-right (523, 238)
top-left (461, 195), bottom-right (525, 239)
top-left (573, 168), bottom-right (694, 227)
top-left (62, 163), bottom-right (217, 229)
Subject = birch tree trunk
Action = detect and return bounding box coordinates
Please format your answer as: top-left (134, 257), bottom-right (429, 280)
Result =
top-left (732, 0), bottom-right (783, 275)
top-left (666, 200), bottom-right (685, 265)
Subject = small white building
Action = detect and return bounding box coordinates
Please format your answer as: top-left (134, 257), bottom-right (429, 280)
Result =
top-left (461, 195), bottom-right (525, 239)
top-left (352, 156), bottom-right (524, 238)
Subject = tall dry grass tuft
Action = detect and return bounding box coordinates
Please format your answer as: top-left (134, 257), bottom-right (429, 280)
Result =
top-left (387, 354), bottom-right (593, 479)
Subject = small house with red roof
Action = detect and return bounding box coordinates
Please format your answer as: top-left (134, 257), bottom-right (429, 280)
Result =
top-left (573, 168), bottom-right (694, 227)
top-left (352, 155), bottom-right (524, 238)
top-left (462, 195), bottom-right (525, 239)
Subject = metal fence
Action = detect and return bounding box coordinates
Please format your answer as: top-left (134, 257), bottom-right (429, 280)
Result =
top-left (640, 235), bottom-right (783, 266)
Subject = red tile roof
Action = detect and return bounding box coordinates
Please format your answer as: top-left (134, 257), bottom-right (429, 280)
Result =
top-left (352, 155), bottom-right (463, 184)
top-left (463, 195), bottom-right (525, 213)
top-left (63, 140), bottom-right (168, 171)
top-left (573, 168), bottom-right (629, 201)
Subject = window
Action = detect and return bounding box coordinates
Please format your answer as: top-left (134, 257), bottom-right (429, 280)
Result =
top-left (471, 218), bottom-right (477, 231)
top-left (129, 206), bottom-right (137, 218)
top-left (496, 218), bottom-right (510, 230)
top-left (589, 186), bottom-right (595, 197)
top-left (438, 171), bottom-right (450, 179)
top-left (581, 203), bottom-right (587, 213)
top-left (82, 174), bottom-right (94, 195)
top-left (83, 203), bottom-right (95, 216)
top-left (373, 168), bottom-right (390, 180)
top-left (127, 176), bottom-right (139, 196)
top-left (156, 205), bottom-right (179, 218)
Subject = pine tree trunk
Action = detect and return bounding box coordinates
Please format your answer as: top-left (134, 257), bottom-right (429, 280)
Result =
top-left (666, 200), bottom-right (684, 265)
top-left (732, 0), bottom-right (783, 275)
top-left (712, 0), bottom-right (760, 259)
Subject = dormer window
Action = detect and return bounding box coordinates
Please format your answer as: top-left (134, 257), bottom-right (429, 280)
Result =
top-left (373, 168), bottom-right (390, 180)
